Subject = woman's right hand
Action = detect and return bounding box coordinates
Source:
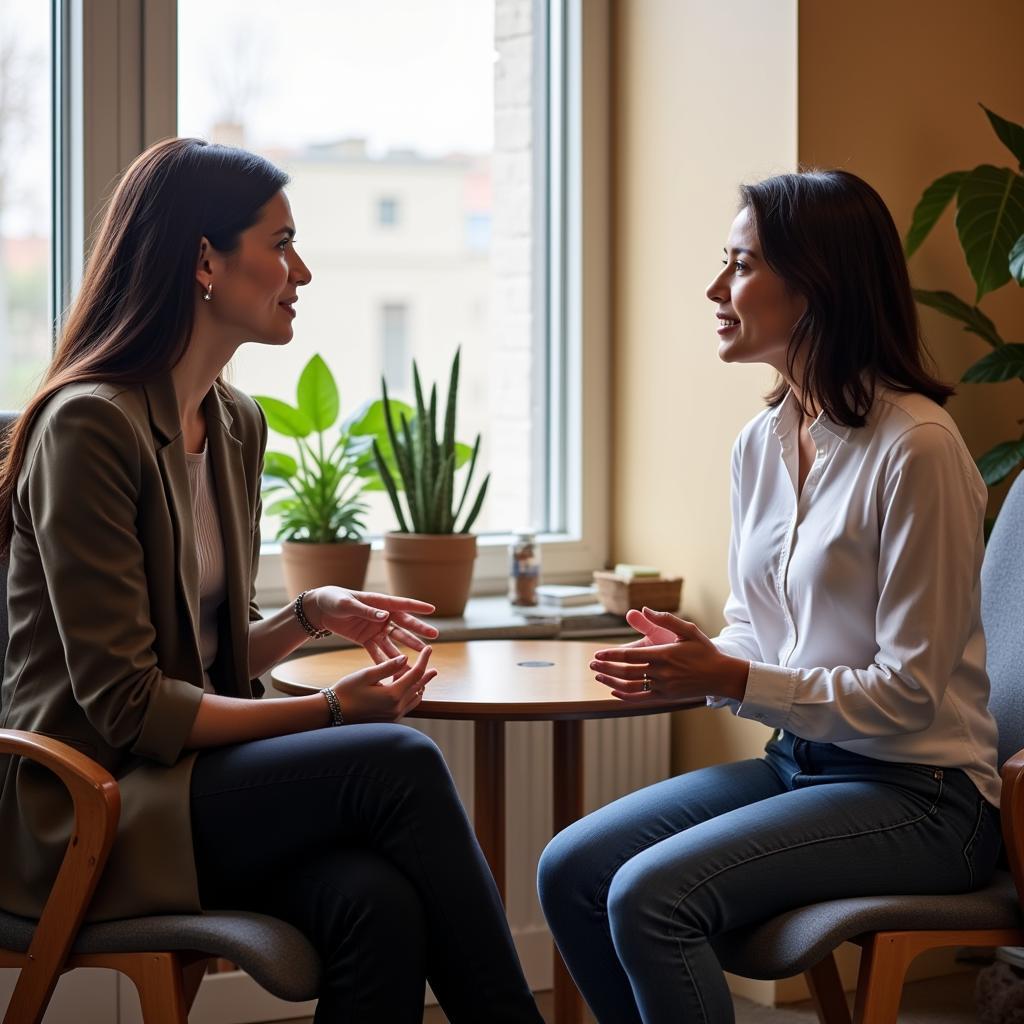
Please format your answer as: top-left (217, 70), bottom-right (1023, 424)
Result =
top-left (331, 646), bottom-right (436, 723)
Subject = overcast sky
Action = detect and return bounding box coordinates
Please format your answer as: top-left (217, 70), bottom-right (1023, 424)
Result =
top-left (177, 0), bottom-right (496, 157)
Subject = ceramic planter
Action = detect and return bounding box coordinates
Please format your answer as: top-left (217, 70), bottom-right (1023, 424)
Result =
top-left (280, 540), bottom-right (372, 596)
top-left (382, 533), bottom-right (477, 617)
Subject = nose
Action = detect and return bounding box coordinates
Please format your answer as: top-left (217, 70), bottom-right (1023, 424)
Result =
top-left (291, 249), bottom-right (312, 287)
top-left (706, 269), bottom-right (728, 304)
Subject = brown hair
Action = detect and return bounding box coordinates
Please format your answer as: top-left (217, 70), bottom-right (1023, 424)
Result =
top-left (0, 137), bottom-right (288, 554)
top-left (741, 169), bottom-right (953, 425)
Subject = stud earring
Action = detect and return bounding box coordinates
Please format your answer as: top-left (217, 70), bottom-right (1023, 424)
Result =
top-left (203, 282), bottom-right (213, 302)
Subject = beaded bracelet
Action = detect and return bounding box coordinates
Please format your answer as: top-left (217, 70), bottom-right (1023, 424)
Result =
top-left (321, 686), bottom-right (345, 726)
top-left (295, 589), bottom-right (331, 640)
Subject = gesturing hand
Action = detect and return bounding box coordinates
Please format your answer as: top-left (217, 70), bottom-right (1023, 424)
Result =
top-left (590, 607), bottom-right (748, 703)
top-left (331, 646), bottom-right (437, 723)
top-left (311, 587), bottom-right (440, 667)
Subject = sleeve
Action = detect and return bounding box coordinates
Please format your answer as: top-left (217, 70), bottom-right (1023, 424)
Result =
top-left (707, 432), bottom-right (763, 710)
top-left (735, 423), bottom-right (987, 741)
top-left (23, 394), bottom-right (203, 765)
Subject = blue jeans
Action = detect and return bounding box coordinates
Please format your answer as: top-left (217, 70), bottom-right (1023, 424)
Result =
top-left (191, 725), bottom-right (543, 1024)
top-left (537, 730), bottom-right (1001, 1024)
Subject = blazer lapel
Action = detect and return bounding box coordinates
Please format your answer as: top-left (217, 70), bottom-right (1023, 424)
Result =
top-left (204, 384), bottom-right (251, 694)
top-left (144, 376), bottom-right (202, 679)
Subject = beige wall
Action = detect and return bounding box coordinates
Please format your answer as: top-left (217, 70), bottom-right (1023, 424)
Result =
top-left (799, 0), bottom-right (1024, 516)
top-left (612, 0), bottom-right (798, 772)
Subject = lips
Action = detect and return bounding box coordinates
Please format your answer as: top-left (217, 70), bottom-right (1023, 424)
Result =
top-left (716, 313), bottom-right (739, 335)
top-left (279, 297), bottom-right (297, 317)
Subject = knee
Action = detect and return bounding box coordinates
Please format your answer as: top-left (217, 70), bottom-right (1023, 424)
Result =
top-left (537, 819), bottom-right (600, 918)
top-left (387, 725), bottom-right (449, 780)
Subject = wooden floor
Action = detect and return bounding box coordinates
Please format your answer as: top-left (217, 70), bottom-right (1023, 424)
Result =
top-left (272, 968), bottom-right (981, 1023)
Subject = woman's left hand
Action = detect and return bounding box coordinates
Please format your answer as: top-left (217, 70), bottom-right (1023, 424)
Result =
top-left (590, 607), bottom-right (748, 702)
top-left (311, 587), bottom-right (440, 664)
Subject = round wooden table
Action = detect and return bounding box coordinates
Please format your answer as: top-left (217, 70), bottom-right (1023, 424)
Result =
top-left (272, 638), bottom-right (700, 1024)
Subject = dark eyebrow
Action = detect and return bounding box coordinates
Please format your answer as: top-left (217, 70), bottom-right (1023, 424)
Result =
top-left (723, 246), bottom-right (757, 258)
top-left (274, 226), bottom-right (296, 238)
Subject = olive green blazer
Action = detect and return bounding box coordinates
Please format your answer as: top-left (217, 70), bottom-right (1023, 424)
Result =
top-left (0, 374), bottom-right (266, 921)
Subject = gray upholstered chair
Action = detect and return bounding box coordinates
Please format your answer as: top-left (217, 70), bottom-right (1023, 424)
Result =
top-left (0, 412), bottom-right (322, 1023)
top-left (714, 468), bottom-right (1024, 1023)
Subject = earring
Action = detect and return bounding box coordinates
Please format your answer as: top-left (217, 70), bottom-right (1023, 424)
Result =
top-left (203, 282), bottom-right (213, 302)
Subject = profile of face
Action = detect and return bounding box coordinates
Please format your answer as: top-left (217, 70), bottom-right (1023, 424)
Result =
top-left (196, 190), bottom-right (312, 346)
top-left (705, 205), bottom-right (807, 374)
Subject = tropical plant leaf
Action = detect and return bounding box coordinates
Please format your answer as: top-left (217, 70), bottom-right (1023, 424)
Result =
top-left (296, 354), bottom-right (339, 432)
top-left (976, 438), bottom-right (1024, 486)
top-left (981, 104), bottom-right (1024, 171)
top-left (372, 437), bottom-right (409, 533)
top-left (954, 164), bottom-right (1024, 301)
top-left (460, 472), bottom-right (490, 533)
top-left (443, 348), bottom-right (460, 458)
top-left (344, 396), bottom-right (415, 436)
top-left (263, 450), bottom-right (298, 480)
top-left (912, 289), bottom-right (1006, 348)
top-left (962, 344), bottom-right (1024, 383)
top-left (1010, 233), bottom-right (1024, 285)
top-left (904, 171), bottom-right (967, 258)
top-left (254, 396), bottom-right (314, 438)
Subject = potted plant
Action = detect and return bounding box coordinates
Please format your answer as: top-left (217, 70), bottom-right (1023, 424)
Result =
top-left (905, 104), bottom-right (1024, 511)
top-left (373, 348), bottom-right (490, 616)
top-left (255, 353), bottom-right (382, 595)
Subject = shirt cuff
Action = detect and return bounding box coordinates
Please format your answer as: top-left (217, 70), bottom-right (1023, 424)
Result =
top-left (736, 661), bottom-right (799, 728)
top-left (131, 675), bottom-right (204, 765)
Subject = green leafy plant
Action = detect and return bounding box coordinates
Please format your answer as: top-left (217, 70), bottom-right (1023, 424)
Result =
top-left (372, 348), bottom-right (490, 534)
top-left (905, 104), bottom-right (1024, 487)
top-left (255, 354), bottom-right (379, 543)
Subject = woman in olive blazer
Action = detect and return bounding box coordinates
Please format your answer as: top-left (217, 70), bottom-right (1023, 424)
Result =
top-left (0, 138), bottom-right (543, 1024)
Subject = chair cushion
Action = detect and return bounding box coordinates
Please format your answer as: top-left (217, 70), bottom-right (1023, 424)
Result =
top-left (0, 908), bottom-right (321, 1002)
top-left (713, 870), bottom-right (1022, 980)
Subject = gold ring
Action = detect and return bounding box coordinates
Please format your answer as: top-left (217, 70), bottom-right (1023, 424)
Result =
top-left (641, 674), bottom-right (652, 693)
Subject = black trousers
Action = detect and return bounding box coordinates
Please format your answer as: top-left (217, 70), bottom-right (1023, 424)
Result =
top-left (191, 724), bottom-right (544, 1024)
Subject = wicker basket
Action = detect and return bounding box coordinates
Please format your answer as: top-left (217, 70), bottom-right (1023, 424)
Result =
top-left (592, 572), bottom-right (683, 617)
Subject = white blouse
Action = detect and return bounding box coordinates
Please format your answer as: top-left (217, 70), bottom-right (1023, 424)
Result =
top-left (710, 388), bottom-right (1001, 806)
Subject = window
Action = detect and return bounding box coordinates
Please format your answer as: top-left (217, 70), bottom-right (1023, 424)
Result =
top-left (0, 0), bottom-right (53, 410)
top-left (377, 196), bottom-right (400, 227)
top-left (169, 0), bottom-right (610, 597)
top-left (381, 302), bottom-right (410, 390)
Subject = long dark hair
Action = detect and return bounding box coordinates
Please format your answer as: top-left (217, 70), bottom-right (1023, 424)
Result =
top-left (0, 137), bottom-right (288, 554)
top-left (742, 169), bottom-right (953, 426)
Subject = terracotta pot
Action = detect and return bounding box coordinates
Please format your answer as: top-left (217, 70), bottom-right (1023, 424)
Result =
top-left (280, 540), bottom-right (372, 596)
top-left (382, 533), bottom-right (477, 617)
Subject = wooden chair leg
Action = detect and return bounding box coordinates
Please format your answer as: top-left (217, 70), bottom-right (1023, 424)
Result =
top-left (805, 952), bottom-right (852, 1024)
top-left (852, 934), bottom-right (915, 1024)
top-left (104, 952), bottom-right (190, 1024)
top-left (183, 956), bottom-right (212, 1011)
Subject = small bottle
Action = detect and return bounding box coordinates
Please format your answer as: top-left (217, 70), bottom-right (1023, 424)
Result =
top-left (509, 531), bottom-right (540, 606)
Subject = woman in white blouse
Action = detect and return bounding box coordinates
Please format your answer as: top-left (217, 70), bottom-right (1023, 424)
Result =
top-left (537, 169), bottom-right (1002, 1023)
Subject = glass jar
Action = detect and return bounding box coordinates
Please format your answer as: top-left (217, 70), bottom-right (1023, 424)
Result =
top-left (508, 531), bottom-right (540, 606)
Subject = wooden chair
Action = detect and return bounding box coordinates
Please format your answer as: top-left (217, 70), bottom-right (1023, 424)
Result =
top-left (714, 468), bottom-right (1024, 1023)
top-left (0, 409), bottom-right (322, 1023)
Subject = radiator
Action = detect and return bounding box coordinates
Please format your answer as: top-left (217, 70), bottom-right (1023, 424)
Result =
top-left (413, 714), bottom-right (673, 990)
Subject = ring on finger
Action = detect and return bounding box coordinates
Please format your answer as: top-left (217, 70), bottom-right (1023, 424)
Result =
top-left (641, 673), bottom-right (652, 693)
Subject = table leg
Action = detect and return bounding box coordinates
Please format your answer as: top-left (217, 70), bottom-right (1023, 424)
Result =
top-left (552, 719), bottom-right (585, 1024)
top-left (474, 719), bottom-right (506, 904)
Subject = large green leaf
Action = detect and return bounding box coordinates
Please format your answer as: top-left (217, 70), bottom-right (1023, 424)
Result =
top-left (296, 354), bottom-right (339, 432)
top-left (905, 171), bottom-right (967, 258)
top-left (912, 289), bottom-right (1006, 348)
top-left (977, 438), bottom-right (1024, 486)
top-left (263, 450), bottom-right (298, 480)
top-left (981, 104), bottom-right (1024, 172)
top-left (345, 397), bottom-right (415, 437)
top-left (1010, 233), bottom-right (1024, 285)
top-left (954, 165), bottom-right (1024, 301)
top-left (962, 344), bottom-right (1024, 383)
top-left (254, 396), bottom-right (314, 438)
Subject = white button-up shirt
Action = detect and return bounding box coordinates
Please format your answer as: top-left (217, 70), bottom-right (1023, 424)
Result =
top-left (710, 388), bottom-right (1001, 805)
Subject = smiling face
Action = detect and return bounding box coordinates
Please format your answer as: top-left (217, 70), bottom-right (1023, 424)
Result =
top-left (198, 190), bottom-right (312, 346)
top-left (705, 205), bottom-right (807, 374)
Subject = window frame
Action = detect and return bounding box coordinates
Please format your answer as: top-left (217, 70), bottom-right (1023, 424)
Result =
top-left (68, 0), bottom-right (610, 607)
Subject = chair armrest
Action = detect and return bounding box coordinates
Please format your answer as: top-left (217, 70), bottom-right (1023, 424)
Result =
top-left (0, 728), bottom-right (120, 1024)
top-left (1000, 748), bottom-right (1024, 904)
